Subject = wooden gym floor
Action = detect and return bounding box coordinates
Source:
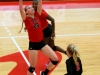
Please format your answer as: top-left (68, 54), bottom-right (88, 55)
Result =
top-left (0, 3), bottom-right (100, 75)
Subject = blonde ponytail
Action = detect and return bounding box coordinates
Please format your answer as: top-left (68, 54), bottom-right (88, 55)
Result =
top-left (67, 44), bottom-right (80, 65)
top-left (73, 51), bottom-right (78, 65)
top-left (73, 46), bottom-right (80, 65)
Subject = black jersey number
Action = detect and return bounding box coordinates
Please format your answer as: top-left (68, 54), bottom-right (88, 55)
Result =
top-left (34, 23), bottom-right (39, 28)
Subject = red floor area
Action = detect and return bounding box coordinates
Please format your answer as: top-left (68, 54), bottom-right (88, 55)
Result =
top-left (0, 50), bottom-right (62, 75)
top-left (0, 2), bottom-right (100, 10)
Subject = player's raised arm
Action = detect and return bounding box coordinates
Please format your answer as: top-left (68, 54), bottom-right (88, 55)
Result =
top-left (37, 0), bottom-right (42, 15)
top-left (19, 0), bottom-right (26, 20)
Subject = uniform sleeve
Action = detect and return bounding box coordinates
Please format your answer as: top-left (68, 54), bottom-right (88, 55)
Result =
top-left (65, 60), bottom-right (73, 75)
top-left (41, 9), bottom-right (48, 18)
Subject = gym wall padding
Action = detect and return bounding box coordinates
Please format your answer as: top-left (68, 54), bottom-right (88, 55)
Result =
top-left (0, 0), bottom-right (100, 2)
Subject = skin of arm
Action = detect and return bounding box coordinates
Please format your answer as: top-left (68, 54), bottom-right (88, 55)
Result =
top-left (19, 0), bottom-right (26, 21)
top-left (46, 14), bottom-right (55, 37)
top-left (37, 0), bottom-right (42, 15)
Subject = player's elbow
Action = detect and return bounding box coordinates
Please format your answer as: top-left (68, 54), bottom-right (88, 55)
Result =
top-left (51, 17), bottom-right (55, 22)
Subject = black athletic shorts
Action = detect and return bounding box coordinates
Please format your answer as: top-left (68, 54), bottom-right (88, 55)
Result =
top-left (43, 24), bottom-right (52, 38)
top-left (28, 40), bottom-right (46, 50)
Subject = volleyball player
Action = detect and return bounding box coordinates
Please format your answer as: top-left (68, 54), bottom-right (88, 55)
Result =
top-left (65, 44), bottom-right (83, 75)
top-left (31, 0), bottom-right (66, 54)
top-left (19, 0), bottom-right (59, 75)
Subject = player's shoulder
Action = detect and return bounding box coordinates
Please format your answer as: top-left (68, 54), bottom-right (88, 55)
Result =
top-left (66, 57), bottom-right (73, 63)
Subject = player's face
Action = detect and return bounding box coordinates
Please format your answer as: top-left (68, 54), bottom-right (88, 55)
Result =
top-left (25, 6), bottom-right (35, 14)
top-left (66, 49), bottom-right (69, 56)
top-left (66, 44), bottom-right (72, 55)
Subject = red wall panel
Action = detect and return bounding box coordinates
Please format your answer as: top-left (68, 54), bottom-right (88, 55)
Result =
top-left (44, 0), bottom-right (100, 2)
top-left (0, 0), bottom-right (100, 2)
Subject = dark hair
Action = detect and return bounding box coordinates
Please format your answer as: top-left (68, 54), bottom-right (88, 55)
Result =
top-left (24, 6), bottom-right (27, 12)
top-left (18, 22), bottom-right (24, 33)
top-left (34, 0), bottom-right (38, 2)
top-left (19, 6), bottom-right (28, 33)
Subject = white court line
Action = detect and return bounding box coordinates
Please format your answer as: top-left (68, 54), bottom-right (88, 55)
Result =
top-left (6, 30), bottom-right (10, 32)
top-left (11, 37), bottom-right (36, 75)
top-left (5, 27), bottom-right (8, 29)
top-left (56, 33), bottom-right (100, 36)
top-left (1, 22), bottom-right (36, 75)
top-left (11, 37), bottom-right (30, 66)
top-left (0, 33), bottom-right (100, 38)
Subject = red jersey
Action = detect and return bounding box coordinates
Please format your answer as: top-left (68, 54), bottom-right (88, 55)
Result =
top-left (24, 12), bottom-right (43, 42)
top-left (40, 9), bottom-right (48, 30)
